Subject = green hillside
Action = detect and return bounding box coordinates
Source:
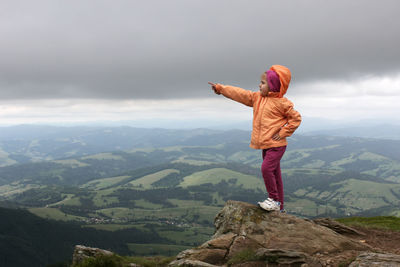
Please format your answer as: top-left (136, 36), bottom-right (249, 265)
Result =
top-left (1, 130), bottom-right (400, 265)
top-left (2, 134), bottom-right (400, 190)
top-left (292, 178), bottom-right (400, 216)
top-left (336, 216), bottom-right (400, 231)
top-left (179, 168), bottom-right (263, 189)
top-left (4, 155), bottom-right (400, 221)
top-left (82, 175), bottom-right (130, 190)
top-left (129, 169), bottom-right (180, 189)
top-left (0, 206), bottom-right (168, 267)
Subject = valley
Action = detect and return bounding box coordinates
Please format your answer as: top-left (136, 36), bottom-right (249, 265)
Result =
top-left (0, 126), bottom-right (399, 262)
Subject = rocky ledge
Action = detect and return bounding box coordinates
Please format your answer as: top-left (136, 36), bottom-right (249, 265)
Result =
top-left (168, 200), bottom-right (398, 267)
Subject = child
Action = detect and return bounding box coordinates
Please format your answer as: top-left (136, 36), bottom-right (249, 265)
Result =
top-left (208, 65), bottom-right (301, 212)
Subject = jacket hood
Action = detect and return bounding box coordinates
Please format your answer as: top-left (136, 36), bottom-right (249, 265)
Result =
top-left (269, 65), bottom-right (291, 97)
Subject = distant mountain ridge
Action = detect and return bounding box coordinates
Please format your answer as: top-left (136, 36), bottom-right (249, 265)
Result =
top-left (1, 124), bottom-right (400, 167)
top-left (303, 124), bottom-right (400, 140)
top-left (0, 125), bottom-right (251, 165)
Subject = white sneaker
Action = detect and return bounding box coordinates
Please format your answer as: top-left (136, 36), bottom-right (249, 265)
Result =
top-left (258, 199), bottom-right (280, 211)
top-left (257, 198), bottom-right (274, 205)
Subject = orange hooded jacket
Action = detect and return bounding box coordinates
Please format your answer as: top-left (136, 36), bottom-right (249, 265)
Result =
top-left (214, 65), bottom-right (301, 149)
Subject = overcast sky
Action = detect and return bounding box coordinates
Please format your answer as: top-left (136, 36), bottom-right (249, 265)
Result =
top-left (1, 0), bottom-right (400, 127)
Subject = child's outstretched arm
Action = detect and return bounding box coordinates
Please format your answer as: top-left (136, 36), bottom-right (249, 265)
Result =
top-left (208, 82), bottom-right (256, 107)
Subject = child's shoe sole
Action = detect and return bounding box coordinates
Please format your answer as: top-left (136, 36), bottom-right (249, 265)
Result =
top-left (258, 202), bottom-right (280, 211)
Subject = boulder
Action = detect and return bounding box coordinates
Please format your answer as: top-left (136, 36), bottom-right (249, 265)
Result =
top-left (169, 200), bottom-right (370, 266)
top-left (349, 252), bottom-right (400, 267)
top-left (254, 248), bottom-right (322, 266)
top-left (213, 201), bottom-right (368, 254)
top-left (72, 245), bottom-right (114, 265)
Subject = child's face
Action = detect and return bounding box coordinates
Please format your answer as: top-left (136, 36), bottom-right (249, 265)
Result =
top-left (259, 73), bottom-right (269, 97)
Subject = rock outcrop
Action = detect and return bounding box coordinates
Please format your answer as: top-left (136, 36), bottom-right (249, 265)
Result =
top-left (169, 200), bottom-right (370, 266)
top-left (313, 218), bottom-right (366, 236)
top-left (72, 245), bottom-right (114, 265)
top-left (72, 201), bottom-right (400, 267)
top-left (348, 252), bottom-right (400, 267)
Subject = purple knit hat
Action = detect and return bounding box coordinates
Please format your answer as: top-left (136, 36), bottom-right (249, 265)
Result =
top-left (266, 70), bottom-right (281, 92)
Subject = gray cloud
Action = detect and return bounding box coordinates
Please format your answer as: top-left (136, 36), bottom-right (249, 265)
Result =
top-left (1, 0), bottom-right (400, 100)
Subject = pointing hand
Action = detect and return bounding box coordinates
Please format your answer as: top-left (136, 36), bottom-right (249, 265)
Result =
top-left (208, 82), bottom-right (221, 95)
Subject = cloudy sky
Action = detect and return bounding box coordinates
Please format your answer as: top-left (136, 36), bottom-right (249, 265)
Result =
top-left (1, 0), bottom-right (400, 127)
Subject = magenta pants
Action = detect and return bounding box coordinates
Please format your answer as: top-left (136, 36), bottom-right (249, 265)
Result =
top-left (261, 146), bottom-right (286, 210)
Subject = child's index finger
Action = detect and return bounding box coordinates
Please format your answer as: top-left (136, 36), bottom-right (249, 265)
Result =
top-left (208, 82), bottom-right (215, 86)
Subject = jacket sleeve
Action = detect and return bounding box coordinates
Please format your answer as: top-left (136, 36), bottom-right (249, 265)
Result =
top-left (215, 84), bottom-right (256, 107)
top-left (278, 100), bottom-right (302, 138)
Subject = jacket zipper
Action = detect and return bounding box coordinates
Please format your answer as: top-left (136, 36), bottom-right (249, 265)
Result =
top-left (257, 97), bottom-right (267, 147)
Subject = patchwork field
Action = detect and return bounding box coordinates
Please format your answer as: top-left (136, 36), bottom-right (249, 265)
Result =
top-left (82, 175), bottom-right (131, 190)
top-left (128, 169), bottom-right (180, 188)
top-left (179, 168), bottom-right (263, 189)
